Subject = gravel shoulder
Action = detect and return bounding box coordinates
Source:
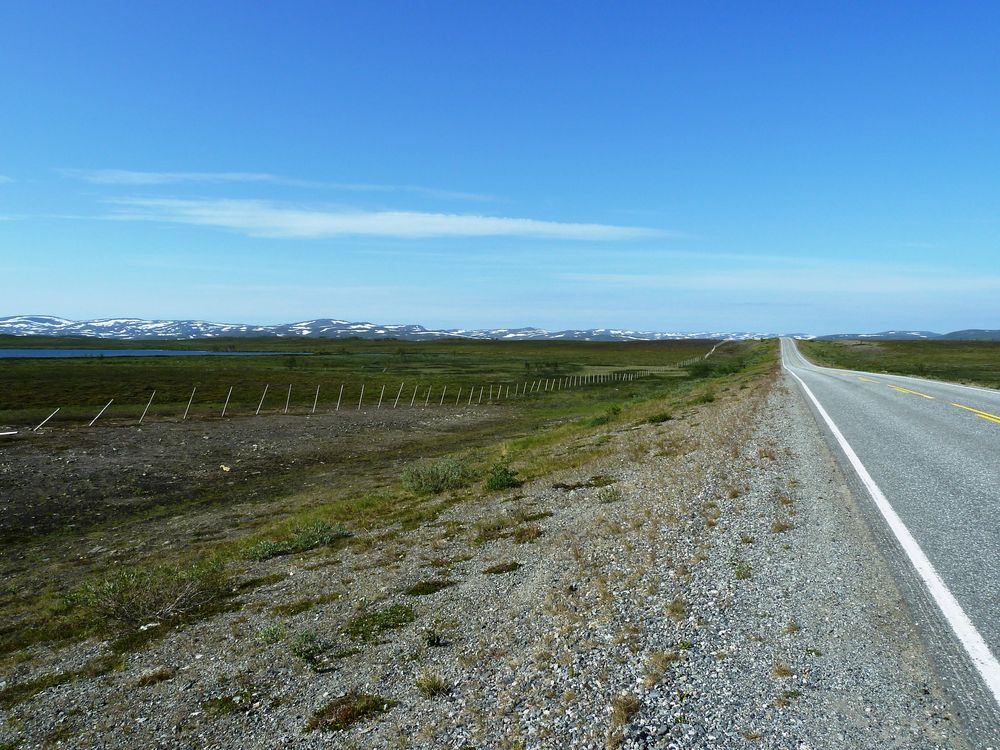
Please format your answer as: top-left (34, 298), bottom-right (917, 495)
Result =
top-left (1, 371), bottom-right (975, 748)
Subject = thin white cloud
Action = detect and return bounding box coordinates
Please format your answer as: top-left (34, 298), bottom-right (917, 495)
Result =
top-left (559, 266), bottom-right (1000, 294)
top-left (0, 175), bottom-right (14, 184)
top-left (59, 168), bottom-right (302, 186)
top-left (107, 197), bottom-right (661, 240)
top-left (59, 169), bottom-right (493, 200)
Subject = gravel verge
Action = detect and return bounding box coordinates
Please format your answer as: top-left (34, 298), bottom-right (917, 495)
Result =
top-left (1, 371), bottom-right (973, 748)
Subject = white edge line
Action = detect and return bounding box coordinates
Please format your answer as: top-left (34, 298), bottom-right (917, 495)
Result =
top-left (782, 352), bottom-right (1000, 707)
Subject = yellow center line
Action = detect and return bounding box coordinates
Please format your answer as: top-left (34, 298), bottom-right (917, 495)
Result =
top-left (951, 402), bottom-right (1000, 424)
top-left (889, 385), bottom-right (935, 400)
top-left (858, 376), bottom-right (880, 383)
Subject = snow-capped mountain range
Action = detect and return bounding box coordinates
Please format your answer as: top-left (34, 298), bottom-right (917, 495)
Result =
top-left (0, 315), bottom-right (784, 342)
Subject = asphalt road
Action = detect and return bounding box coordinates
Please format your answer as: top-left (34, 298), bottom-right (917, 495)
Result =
top-left (781, 337), bottom-right (1000, 739)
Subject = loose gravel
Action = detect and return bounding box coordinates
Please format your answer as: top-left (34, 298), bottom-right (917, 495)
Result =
top-left (1, 372), bottom-right (973, 748)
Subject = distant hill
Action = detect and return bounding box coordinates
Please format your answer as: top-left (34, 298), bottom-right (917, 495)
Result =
top-left (816, 329), bottom-right (1000, 341)
top-left (0, 315), bottom-right (780, 342)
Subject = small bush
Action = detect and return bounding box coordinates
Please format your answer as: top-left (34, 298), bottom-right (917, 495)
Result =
top-left (771, 518), bottom-right (794, 534)
top-left (483, 561), bottom-right (521, 575)
top-left (290, 630), bottom-right (327, 667)
top-left (587, 404), bottom-right (622, 427)
top-left (666, 596), bottom-right (687, 620)
top-left (483, 457), bottom-right (520, 492)
top-left (512, 525), bottom-right (543, 544)
top-left (415, 671), bottom-right (450, 698)
top-left (257, 622), bottom-right (286, 645)
top-left (645, 411), bottom-right (673, 424)
top-left (404, 579), bottom-right (456, 596)
top-left (402, 458), bottom-right (473, 495)
top-left (135, 666), bottom-right (175, 687)
top-left (345, 604), bottom-right (416, 642)
top-left (597, 486), bottom-right (623, 504)
top-left (71, 560), bottom-right (230, 631)
top-left (244, 521), bottom-right (349, 562)
top-left (272, 592), bottom-right (341, 616)
top-left (305, 691), bottom-right (397, 732)
top-left (733, 560), bottom-right (752, 580)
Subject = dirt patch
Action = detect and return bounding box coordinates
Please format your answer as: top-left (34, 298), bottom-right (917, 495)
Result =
top-left (0, 407), bottom-right (509, 542)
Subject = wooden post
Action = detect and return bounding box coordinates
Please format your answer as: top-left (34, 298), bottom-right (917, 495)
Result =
top-left (357, 383), bottom-right (365, 410)
top-left (505, 385), bottom-right (510, 398)
top-left (284, 384), bottom-right (292, 414)
top-left (312, 385), bottom-right (320, 414)
top-left (424, 386), bottom-right (431, 406)
top-left (183, 387), bottom-right (197, 420)
top-left (89, 399), bottom-right (113, 427)
top-left (140, 390), bottom-right (156, 424)
top-left (455, 387), bottom-right (462, 405)
top-left (410, 384), bottom-right (418, 407)
top-left (34, 408), bottom-right (59, 432)
top-left (222, 386), bottom-right (233, 417)
top-left (336, 384), bottom-right (344, 411)
top-left (489, 384), bottom-right (493, 401)
top-left (256, 385), bottom-right (269, 415)
top-left (393, 382), bottom-right (404, 408)
top-left (467, 388), bottom-right (474, 405)
top-left (377, 384), bottom-right (385, 409)
top-left (478, 386), bottom-right (483, 404)
top-left (439, 386), bottom-right (447, 405)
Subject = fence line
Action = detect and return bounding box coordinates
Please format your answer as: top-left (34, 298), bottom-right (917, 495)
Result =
top-left (10, 368), bottom-right (656, 434)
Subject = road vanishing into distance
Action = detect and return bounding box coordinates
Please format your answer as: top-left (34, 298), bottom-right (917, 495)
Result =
top-left (781, 338), bottom-right (1000, 739)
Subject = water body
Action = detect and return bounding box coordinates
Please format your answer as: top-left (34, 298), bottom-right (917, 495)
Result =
top-left (0, 349), bottom-right (311, 359)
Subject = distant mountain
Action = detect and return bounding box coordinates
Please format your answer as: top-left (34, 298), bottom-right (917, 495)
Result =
top-left (0, 315), bottom-right (781, 342)
top-left (816, 329), bottom-right (1000, 341)
top-left (816, 330), bottom-right (941, 341)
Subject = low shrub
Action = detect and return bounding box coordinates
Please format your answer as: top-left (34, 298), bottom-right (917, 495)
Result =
top-left (71, 560), bottom-right (230, 631)
top-left (244, 521), bottom-right (350, 562)
top-left (345, 604), bottom-right (416, 642)
top-left (483, 457), bottom-right (520, 492)
top-left (305, 691), bottom-right (397, 732)
top-left (402, 458), bottom-right (472, 494)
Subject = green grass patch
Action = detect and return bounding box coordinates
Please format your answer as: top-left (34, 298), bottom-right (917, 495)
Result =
top-left (244, 521), bottom-right (350, 562)
top-left (345, 604), bottom-right (416, 642)
top-left (305, 691), bottom-right (397, 732)
top-left (483, 561), bottom-right (521, 575)
top-left (404, 579), bottom-right (457, 596)
top-left (401, 458), bottom-right (474, 494)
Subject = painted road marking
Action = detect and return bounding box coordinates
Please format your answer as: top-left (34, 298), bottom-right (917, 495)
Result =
top-left (858, 376), bottom-right (881, 383)
top-left (783, 358), bottom-right (1000, 709)
top-left (951, 403), bottom-right (1000, 425)
top-left (890, 385), bottom-right (935, 400)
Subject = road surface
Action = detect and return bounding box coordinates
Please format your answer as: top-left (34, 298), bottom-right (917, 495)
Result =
top-left (781, 337), bottom-right (1000, 741)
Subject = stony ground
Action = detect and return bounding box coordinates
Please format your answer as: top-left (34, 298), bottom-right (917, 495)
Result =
top-left (1, 372), bottom-right (975, 748)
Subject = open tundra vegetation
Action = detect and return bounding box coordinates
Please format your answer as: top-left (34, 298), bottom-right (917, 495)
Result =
top-left (799, 338), bottom-right (1000, 389)
top-left (0, 338), bottom-right (964, 748)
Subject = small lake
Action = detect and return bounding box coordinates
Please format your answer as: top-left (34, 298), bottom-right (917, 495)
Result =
top-left (0, 349), bottom-right (311, 359)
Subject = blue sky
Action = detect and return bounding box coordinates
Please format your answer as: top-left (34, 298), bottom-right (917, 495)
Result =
top-left (2, 1), bottom-right (999, 334)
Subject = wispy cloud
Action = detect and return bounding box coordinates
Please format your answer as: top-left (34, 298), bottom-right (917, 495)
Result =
top-left (107, 197), bottom-right (661, 240)
top-left (0, 175), bottom-right (14, 184)
top-left (59, 169), bottom-right (493, 201)
top-left (559, 266), bottom-right (1000, 294)
top-left (59, 168), bottom-right (309, 186)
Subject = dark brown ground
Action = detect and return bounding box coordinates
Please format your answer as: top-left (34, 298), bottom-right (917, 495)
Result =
top-left (0, 406), bottom-right (514, 544)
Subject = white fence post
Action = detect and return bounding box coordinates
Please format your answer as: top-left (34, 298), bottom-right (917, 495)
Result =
top-left (34, 408), bottom-right (59, 432)
top-left (357, 383), bottom-right (365, 410)
top-left (140, 390), bottom-right (155, 424)
top-left (393, 382), bottom-right (404, 408)
top-left (183, 387), bottom-right (197, 420)
top-left (89, 399), bottom-right (113, 427)
top-left (256, 385), bottom-right (269, 415)
top-left (222, 386), bottom-right (233, 418)
top-left (284, 384), bottom-right (292, 414)
top-left (336, 384), bottom-right (344, 411)
top-left (377, 384), bottom-right (386, 409)
top-left (312, 385), bottom-right (320, 414)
